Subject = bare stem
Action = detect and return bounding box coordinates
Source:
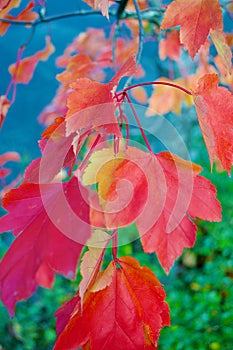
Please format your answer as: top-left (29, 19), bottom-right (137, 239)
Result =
top-left (123, 81), bottom-right (193, 96)
top-left (124, 92), bottom-right (153, 153)
top-left (133, 0), bottom-right (144, 66)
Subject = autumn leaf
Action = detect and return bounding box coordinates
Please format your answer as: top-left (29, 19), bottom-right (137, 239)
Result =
top-left (193, 73), bottom-right (233, 174)
top-left (210, 29), bottom-right (232, 76)
top-left (0, 95), bottom-right (10, 127)
top-left (0, 1), bottom-right (38, 36)
top-left (83, 146), bottom-right (221, 273)
top-left (159, 30), bottom-right (182, 61)
top-left (0, 0), bottom-right (20, 16)
top-left (0, 177), bottom-right (91, 315)
top-left (83, 0), bottom-right (109, 19)
top-left (146, 77), bottom-right (193, 116)
top-left (65, 55), bottom-right (136, 138)
top-left (161, 0), bottom-right (223, 58)
top-left (9, 36), bottom-right (54, 83)
top-left (140, 151), bottom-right (222, 273)
top-left (56, 53), bottom-right (95, 88)
top-left (79, 229), bottom-right (111, 305)
top-left (54, 256), bottom-right (170, 349)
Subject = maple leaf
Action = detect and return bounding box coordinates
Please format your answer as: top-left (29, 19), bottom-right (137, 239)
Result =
top-left (54, 256), bottom-right (170, 350)
top-left (65, 55), bottom-right (136, 138)
top-left (159, 30), bottom-right (182, 61)
top-left (83, 146), bottom-right (222, 273)
top-left (0, 95), bottom-right (10, 127)
top-left (56, 53), bottom-right (95, 88)
top-left (9, 36), bottom-right (54, 84)
top-left (0, 177), bottom-right (91, 315)
top-left (193, 73), bottom-right (233, 174)
top-left (161, 0), bottom-right (223, 59)
top-left (0, 1), bottom-right (38, 36)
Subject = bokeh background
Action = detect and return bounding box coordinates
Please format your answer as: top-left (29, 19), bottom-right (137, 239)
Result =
top-left (0, 1), bottom-right (233, 349)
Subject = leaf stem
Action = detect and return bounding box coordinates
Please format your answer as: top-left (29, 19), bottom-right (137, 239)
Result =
top-left (112, 229), bottom-right (118, 261)
top-left (122, 81), bottom-right (192, 96)
top-left (124, 92), bottom-right (153, 153)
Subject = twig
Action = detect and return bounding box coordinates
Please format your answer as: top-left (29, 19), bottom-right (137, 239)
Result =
top-left (133, 0), bottom-right (144, 66)
top-left (0, 8), bottom-right (163, 26)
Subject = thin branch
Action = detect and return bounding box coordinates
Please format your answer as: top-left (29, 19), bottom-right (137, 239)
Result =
top-left (133, 0), bottom-right (144, 66)
top-left (124, 0), bottom-right (144, 87)
top-left (0, 8), bottom-right (163, 26)
top-left (122, 81), bottom-right (193, 96)
top-left (124, 92), bottom-right (153, 153)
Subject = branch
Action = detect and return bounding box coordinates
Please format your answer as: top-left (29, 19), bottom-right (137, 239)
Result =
top-left (133, 0), bottom-right (144, 66)
top-left (0, 7), bottom-right (163, 26)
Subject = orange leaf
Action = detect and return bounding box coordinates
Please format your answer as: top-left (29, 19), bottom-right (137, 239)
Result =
top-left (54, 256), bottom-right (170, 350)
top-left (161, 0), bottom-right (223, 59)
top-left (0, 0), bottom-right (20, 16)
top-left (56, 53), bottom-right (94, 87)
top-left (131, 86), bottom-right (148, 104)
top-left (0, 1), bottom-right (38, 36)
top-left (193, 73), bottom-right (233, 174)
top-left (9, 36), bottom-right (54, 83)
top-left (159, 30), bottom-right (182, 61)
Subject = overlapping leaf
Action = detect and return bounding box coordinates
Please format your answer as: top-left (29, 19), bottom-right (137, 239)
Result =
top-left (64, 56), bottom-right (137, 163)
top-left (83, 146), bottom-right (221, 273)
top-left (193, 73), bottom-right (233, 174)
top-left (0, 1), bottom-right (38, 36)
top-left (161, 0), bottom-right (223, 58)
top-left (54, 256), bottom-right (170, 350)
top-left (0, 177), bottom-right (91, 315)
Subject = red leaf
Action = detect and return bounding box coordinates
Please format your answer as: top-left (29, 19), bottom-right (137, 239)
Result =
top-left (9, 36), bottom-right (54, 84)
top-left (0, 95), bottom-right (10, 127)
top-left (54, 256), bottom-right (170, 350)
top-left (140, 151), bottom-right (222, 273)
top-left (161, 0), bottom-right (223, 58)
top-left (193, 73), bottom-right (233, 174)
top-left (0, 177), bottom-right (91, 315)
top-left (84, 146), bottom-right (221, 273)
top-left (65, 55), bottom-right (136, 138)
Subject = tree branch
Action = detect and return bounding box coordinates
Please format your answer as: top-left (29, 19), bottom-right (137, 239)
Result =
top-left (0, 7), bottom-right (163, 26)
